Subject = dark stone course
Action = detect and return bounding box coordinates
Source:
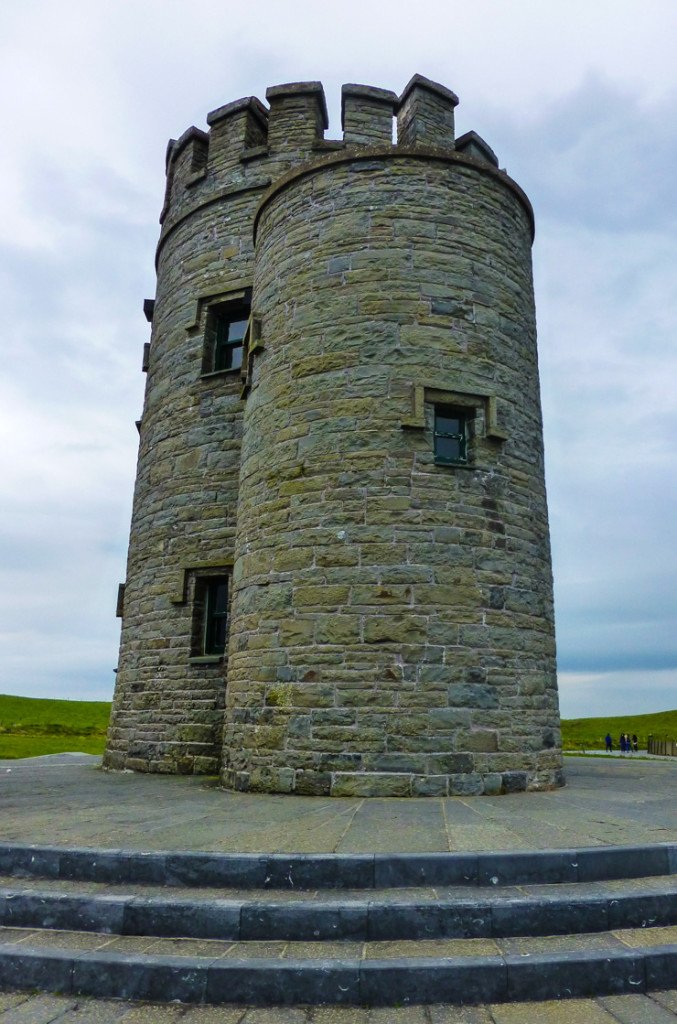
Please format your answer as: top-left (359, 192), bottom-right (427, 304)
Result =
top-left (2, 892), bottom-right (128, 934)
top-left (576, 845), bottom-right (670, 882)
top-left (164, 852), bottom-right (267, 888)
top-left (205, 960), bottom-right (361, 1005)
top-left (505, 948), bottom-right (646, 1002)
top-left (607, 892), bottom-right (677, 930)
top-left (644, 945), bottom-right (677, 990)
top-left (374, 853), bottom-right (478, 887)
top-left (0, 844), bottom-right (61, 879)
top-left (490, 897), bottom-right (609, 938)
top-left (123, 897), bottom-right (241, 939)
top-left (478, 850), bottom-right (578, 887)
top-left (72, 951), bottom-right (209, 1003)
top-left (367, 901), bottom-right (488, 941)
top-left (263, 854), bottom-right (375, 890)
top-left (0, 945), bottom-right (74, 994)
top-left (240, 901), bottom-right (368, 941)
top-left (359, 957), bottom-right (508, 1005)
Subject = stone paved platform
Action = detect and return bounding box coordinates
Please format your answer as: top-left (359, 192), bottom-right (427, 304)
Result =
top-left (1, 755), bottom-right (676, 854)
top-left (3, 755), bottom-right (677, 1020)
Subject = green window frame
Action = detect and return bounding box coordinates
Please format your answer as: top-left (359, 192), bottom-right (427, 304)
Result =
top-left (434, 405), bottom-right (468, 465)
top-left (203, 577), bottom-right (229, 655)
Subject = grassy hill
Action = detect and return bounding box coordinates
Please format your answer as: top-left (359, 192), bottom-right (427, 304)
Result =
top-left (561, 710), bottom-right (677, 751)
top-left (0, 693), bottom-right (111, 759)
top-left (2, 693), bottom-right (676, 760)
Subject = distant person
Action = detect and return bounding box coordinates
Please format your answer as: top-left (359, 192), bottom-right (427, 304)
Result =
top-left (632, 734), bottom-right (639, 753)
top-left (605, 733), bottom-right (613, 753)
top-left (619, 733), bottom-right (626, 755)
top-left (625, 733), bottom-right (633, 754)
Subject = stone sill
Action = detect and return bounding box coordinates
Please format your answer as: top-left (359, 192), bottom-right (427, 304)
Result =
top-left (188, 656), bottom-right (223, 666)
top-left (199, 368), bottom-right (243, 381)
top-left (434, 459), bottom-right (472, 469)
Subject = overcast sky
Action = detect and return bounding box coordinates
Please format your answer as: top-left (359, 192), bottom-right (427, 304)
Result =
top-left (0, 0), bottom-right (675, 719)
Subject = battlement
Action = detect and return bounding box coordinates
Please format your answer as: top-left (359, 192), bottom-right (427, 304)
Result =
top-left (397, 74), bottom-right (458, 148)
top-left (160, 75), bottom-right (477, 227)
top-left (341, 84), bottom-right (398, 146)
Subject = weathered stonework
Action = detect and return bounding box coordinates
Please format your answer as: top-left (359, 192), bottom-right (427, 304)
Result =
top-left (104, 75), bottom-right (564, 796)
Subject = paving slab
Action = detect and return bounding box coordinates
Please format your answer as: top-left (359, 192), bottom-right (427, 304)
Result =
top-left (598, 992), bottom-right (677, 1023)
top-left (488, 998), bottom-right (619, 1022)
top-left (3, 992), bottom-right (677, 1022)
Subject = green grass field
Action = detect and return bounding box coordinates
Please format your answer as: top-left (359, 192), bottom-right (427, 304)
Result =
top-left (561, 710), bottom-right (677, 751)
top-left (0, 693), bottom-right (111, 759)
top-left (1, 693), bottom-right (676, 760)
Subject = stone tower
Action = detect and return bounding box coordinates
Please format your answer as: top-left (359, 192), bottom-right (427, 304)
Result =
top-left (105, 75), bottom-right (563, 796)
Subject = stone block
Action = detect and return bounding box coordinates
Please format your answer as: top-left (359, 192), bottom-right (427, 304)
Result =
top-left (330, 772), bottom-right (412, 797)
top-left (411, 774), bottom-right (449, 797)
top-left (428, 753), bottom-right (473, 775)
top-left (314, 615), bottom-right (361, 644)
top-left (294, 770), bottom-right (332, 795)
top-left (363, 615), bottom-right (427, 644)
top-left (456, 729), bottom-right (499, 753)
top-left (279, 618), bottom-right (314, 646)
top-left (449, 772), bottom-right (484, 796)
top-left (447, 684), bottom-right (499, 709)
top-left (293, 585), bottom-right (350, 607)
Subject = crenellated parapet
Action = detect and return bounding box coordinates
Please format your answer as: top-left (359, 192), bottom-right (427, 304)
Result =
top-left (157, 74), bottom-right (480, 249)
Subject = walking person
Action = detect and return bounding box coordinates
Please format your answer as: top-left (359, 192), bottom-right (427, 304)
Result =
top-left (632, 733), bottom-right (639, 753)
top-left (605, 733), bottom-right (613, 753)
top-left (619, 733), bottom-right (626, 755)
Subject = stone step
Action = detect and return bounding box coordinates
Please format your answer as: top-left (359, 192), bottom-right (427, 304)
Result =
top-left (1, 927), bottom-right (677, 1004)
top-left (3, 842), bottom-right (677, 1006)
top-left (1, 841), bottom-right (675, 889)
top-left (2, 875), bottom-right (677, 941)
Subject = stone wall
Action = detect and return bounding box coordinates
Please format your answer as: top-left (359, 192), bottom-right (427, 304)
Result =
top-left (221, 148), bottom-right (561, 797)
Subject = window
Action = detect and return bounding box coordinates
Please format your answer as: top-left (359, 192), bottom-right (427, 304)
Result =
top-left (214, 310), bottom-right (248, 371)
top-left (434, 406), bottom-right (468, 465)
top-left (203, 577), bottom-right (229, 655)
top-left (202, 295), bottom-right (251, 375)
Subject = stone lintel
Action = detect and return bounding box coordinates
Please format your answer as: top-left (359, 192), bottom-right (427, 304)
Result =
top-left (170, 558), bottom-right (234, 604)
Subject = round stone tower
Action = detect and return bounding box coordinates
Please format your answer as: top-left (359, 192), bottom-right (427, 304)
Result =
top-left (106, 75), bottom-right (563, 795)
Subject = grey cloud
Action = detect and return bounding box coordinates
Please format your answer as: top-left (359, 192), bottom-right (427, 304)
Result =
top-left (470, 78), bottom-right (677, 233)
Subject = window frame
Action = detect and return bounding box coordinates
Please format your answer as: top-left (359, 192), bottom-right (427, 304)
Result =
top-left (213, 311), bottom-right (248, 372)
top-left (201, 292), bottom-right (252, 377)
top-left (433, 405), bottom-right (470, 466)
top-left (202, 576), bottom-right (230, 656)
